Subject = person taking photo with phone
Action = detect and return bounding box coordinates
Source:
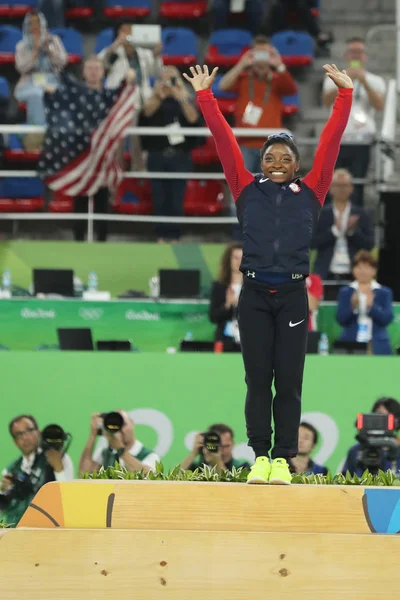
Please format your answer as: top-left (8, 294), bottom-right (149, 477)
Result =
top-left (218, 35), bottom-right (297, 174)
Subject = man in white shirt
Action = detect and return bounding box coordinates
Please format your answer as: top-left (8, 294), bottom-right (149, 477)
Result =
top-left (0, 415), bottom-right (74, 526)
top-left (79, 410), bottom-right (159, 476)
top-left (322, 37), bottom-right (386, 205)
top-left (312, 169), bottom-right (374, 280)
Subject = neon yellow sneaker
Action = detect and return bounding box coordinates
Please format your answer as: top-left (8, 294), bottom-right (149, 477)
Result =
top-left (247, 456), bottom-right (271, 484)
top-left (269, 458), bottom-right (292, 485)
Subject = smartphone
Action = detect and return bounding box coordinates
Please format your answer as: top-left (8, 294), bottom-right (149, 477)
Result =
top-left (253, 50), bottom-right (270, 62)
top-left (349, 60), bottom-right (361, 68)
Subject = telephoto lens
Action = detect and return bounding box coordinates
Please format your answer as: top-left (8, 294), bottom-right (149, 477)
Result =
top-left (40, 424), bottom-right (67, 452)
top-left (102, 412), bottom-right (124, 434)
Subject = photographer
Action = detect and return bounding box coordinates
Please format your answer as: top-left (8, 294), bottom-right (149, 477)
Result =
top-left (180, 424), bottom-right (251, 473)
top-left (79, 411), bottom-right (160, 476)
top-left (342, 398), bottom-right (400, 476)
top-left (0, 415), bottom-right (73, 527)
top-left (218, 35), bottom-right (297, 173)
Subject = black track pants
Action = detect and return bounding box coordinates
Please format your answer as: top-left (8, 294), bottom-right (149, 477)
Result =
top-left (238, 278), bottom-right (308, 459)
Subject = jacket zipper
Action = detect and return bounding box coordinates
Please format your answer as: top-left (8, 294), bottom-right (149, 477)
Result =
top-left (272, 190), bottom-right (282, 269)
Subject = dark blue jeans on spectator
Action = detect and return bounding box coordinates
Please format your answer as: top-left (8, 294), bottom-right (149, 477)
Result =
top-left (147, 148), bottom-right (192, 241)
top-left (212, 0), bottom-right (266, 34)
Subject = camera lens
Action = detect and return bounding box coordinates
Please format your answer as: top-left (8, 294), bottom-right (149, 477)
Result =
top-left (41, 424), bottom-right (66, 451)
top-left (103, 412), bottom-right (124, 434)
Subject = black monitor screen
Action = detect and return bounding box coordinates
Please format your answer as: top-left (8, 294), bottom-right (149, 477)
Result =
top-left (33, 269), bottom-right (74, 297)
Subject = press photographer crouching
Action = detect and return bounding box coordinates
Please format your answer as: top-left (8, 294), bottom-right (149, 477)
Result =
top-left (79, 411), bottom-right (160, 476)
top-left (0, 415), bottom-right (73, 526)
top-left (342, 398), bottom-right (400, 476)
top-left (180, 424), bottom-right (250, 473)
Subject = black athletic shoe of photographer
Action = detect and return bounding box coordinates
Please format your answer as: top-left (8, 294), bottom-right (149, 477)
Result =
top-left (342, 398), bottom-right (400, 477)
top-left (0, 416), bottom-right (73, 527)
top-left (181, 424), bottom-right (251, 473)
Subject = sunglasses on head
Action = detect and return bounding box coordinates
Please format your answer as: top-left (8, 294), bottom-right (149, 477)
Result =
top-left (267, 132), bottom-right (295, 142)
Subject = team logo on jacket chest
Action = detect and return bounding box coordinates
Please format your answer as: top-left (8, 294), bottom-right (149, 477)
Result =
top-left (289, 182), bottom-right (301, 193)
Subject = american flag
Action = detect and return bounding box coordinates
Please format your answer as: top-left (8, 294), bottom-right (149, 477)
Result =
top-left (38, 74), bottom-right (136, 196)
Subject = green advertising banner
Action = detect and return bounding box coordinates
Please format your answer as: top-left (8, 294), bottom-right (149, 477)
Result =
top-left (0, 299), bottom-right (399, 352)
top-left (0, 353), bottom-right (398, 479)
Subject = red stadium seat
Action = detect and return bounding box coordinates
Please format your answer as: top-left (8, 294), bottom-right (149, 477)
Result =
top-left (113, 178), bottom-right (152, 215)
top-left (49, 190), bottom-right (74, 213)
top-left (3, 148), bottom-right (40, 163)
top-left (0, 4), bottom-right (33, 18)
top-left (192, 137), bottom-right (219, 166)
top-left (184, 180), bottom-right (224, 216)
top-left (160, 0), bottom-right (207, 19)
top-left (103, 0), bottom-right (151, 19)
top-left (65, 6), bottom-right (94, 19)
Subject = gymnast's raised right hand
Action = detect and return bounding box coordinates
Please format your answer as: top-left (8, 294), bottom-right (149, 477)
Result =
top-left (183, 64), bottom-right (219, 92)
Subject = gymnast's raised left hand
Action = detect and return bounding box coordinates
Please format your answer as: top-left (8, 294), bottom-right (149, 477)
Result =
top-left (183, 64), bottom-right (219, 92)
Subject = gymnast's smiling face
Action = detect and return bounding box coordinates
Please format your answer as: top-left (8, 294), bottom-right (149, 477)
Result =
top-left (260, 143), bottom-right (300, 184)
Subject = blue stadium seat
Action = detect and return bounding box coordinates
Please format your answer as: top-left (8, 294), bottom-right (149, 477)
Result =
top-left (50, 27), bottom-right (83, 63)
top-left (0, 25), bottom-right (22, 64)
top-left (160, 0), bottom-right (207, 19)
top-left (0, 76), bottom-right (10, 100)
top-left (282, 93), bottom-right (300, 115)
top-left (162, 27), bottom-right (198, 66)
top-left (0, 0), bottom-right (37, 19)
top-left (205, 29), bottom-right (252, 67)
top-left (0, 177), bottom-right (44, 212)
top-left (95, 28), bottom-right (114, 55)
top-left (271, 31), bottom-right (314, 67)
top-left (211, 73), bottom-right (237, 115)
top-left (103, 0), bottom-right (151, 19)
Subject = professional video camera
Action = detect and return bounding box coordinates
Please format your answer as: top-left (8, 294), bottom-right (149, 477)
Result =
top-left (355, 413), bottom-right (399, 474)
top-left (97, 412), bottom-right (124, 436)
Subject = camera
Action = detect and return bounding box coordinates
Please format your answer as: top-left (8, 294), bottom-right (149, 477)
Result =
top-left (164, 76), bottom-right (178, 87)
top-left (253, 50), bottom-right (270, 62)
top-left (355, 413), bottom-right (399, 473)
top-left (0, 472), bottom-right (33, 510)
top-left (40, 424), bottom-right (71, 453)
top-left (98, 412), bottom-right (124, 435)
top-left (203, 430), bottom-right (221, 454)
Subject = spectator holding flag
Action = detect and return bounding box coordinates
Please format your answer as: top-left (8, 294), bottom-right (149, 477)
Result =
top-left (38, 57), bottom-right (136, 241)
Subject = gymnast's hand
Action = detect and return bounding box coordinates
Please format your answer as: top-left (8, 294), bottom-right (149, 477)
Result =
top-left (183, 65), bottom-right (219, 92)
top-left (323, 63), bottom-right (353, 89)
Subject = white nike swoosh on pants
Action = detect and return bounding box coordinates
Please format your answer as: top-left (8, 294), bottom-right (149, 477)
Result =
top-left (289, 320), bottom-right (305, 328)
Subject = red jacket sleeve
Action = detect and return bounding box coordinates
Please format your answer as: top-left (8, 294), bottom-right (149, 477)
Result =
top-left (274, 69), bottom-right (298, 97)
top-left (303, 88), bottom-right (353, 206)
top-left (196, 89), bottom-right (254, 202)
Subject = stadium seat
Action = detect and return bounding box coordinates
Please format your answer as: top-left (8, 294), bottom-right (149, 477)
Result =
top-left (0, 26), bottom-right (22, 64)
top-left (49, 190), bottom-right (74, 213)
top-left (282, 92), bottom-right (300, 116)
top-left (160, 0), bottom-right (207, 19)
top-left (0, 177), bottom-right (44, 212)
top-left (0, 0), bottom-right (36, 19)
top-left (271, 31), bottom-right (314, 67)
top-left (212, 73), bottom-right (237, 115)
top-left (65, 1), bottom-right (94, 20)
top-left (103, 0), bottom-right (151, 19)
top-left (50, 27), bottom-right (83, 64)
top-left (162, 27), bottom-right (198, 66)
top-left (184, 180), bottom-right (224, 216)
top-left (0, 76), bottom-right (10, 109)
top-left (95, 28), bottom-right (114, 55)
top-left (191, 137), bottom-right (219, 166)
top-left (3, 132), bottom-right (40, 163)
top-left (205, 29), bottom-right (252, 67)
top-left (113, 179), bottom-right (152, 215)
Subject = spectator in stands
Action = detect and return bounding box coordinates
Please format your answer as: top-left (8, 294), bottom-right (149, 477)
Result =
top-left (209, 242), bottom-right (243, 345)
top-left (311, 169), bottom-right (374, 281)
top-left (265, 1), bottom-right (331, 49)
top-left (79, 411), bottom-right (160, 475)
top-left (218, 35), bottom-right (297, 173)
top-left (98, 22), bottom-right (163, 106)
top-left (290, 422), bottom-right (328, 475)
top-left (180, 424), bottom-right (251, 473)
top-left (15, 11), bottom-right (67, 130)
top-left (336, 250), bottom-right (394, 355)
top-left (306, 274), bottom-right (323, 331)
top-left (322, 38), bottom-right (386, 205)
top-left (211, 0), bottom-right (266, 35)
top-left (342, 397), bottom-right (400, 476)
top-left (0, 415), bottom-right (74, 526)
top-left (38, 0), bottom-right (65, 28)
top-left (139, 67), bottom-right (203, 242)
top-left (73, 56), bottom-right (110, 242)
